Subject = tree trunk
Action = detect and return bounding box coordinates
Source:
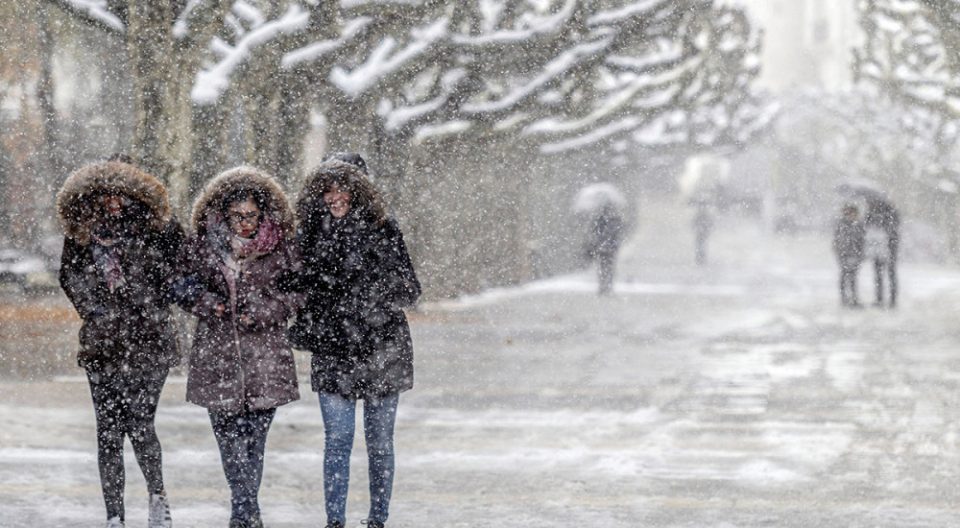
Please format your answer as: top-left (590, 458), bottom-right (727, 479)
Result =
top-left (275, 77), bottom-right (311, 188)
top-left (127, 2), bottom-right (175, 178)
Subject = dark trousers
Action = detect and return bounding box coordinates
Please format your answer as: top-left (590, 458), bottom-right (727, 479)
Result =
top-left (86, 367), bottom-right (169, 521)
top-left (597, 251), bottom-right (616, 295)
top-left (209, 407), bottom-right (276, 523)
top-left (873, 258), bottom-right (898, 306)
top-left (840, 265), bottom-right (859, 306)
top-left (695, 233), bottom-right (708, 266)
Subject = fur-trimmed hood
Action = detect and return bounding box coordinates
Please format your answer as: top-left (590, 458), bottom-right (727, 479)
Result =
top-left (191, 166), bottom-right (294, 236)
top-left (56, 161), bottom-right (172, 245)
top-left (297, 160), bottom-right (386, 226)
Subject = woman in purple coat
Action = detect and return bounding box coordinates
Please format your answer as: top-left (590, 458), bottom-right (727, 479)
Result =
top-left (175, 167), bottom-right (299, 528)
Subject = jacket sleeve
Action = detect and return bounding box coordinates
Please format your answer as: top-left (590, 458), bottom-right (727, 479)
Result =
top-left (58, 238), bottom-right (104, 320)
top-left (371, 220), bottom-right (421, 308)
top-left (278, 229), bottom-right (319, 294)
top-left (170, 237), bottom-right (227, 319)
top-left (158, 219), bottom-right (186, 305)
top-left (280, 230), bottom-right (340, 296)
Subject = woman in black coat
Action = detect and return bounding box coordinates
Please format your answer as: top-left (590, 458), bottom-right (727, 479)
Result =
top-left (286, 159), bottom-right (420, 528)
top-left (57, 160), bottom-right (182, 528)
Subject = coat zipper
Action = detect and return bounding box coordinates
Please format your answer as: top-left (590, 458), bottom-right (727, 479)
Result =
top-left (233, 269), bottom-right (246, 405)
top-left (217, 256), bottom-right (246, 407)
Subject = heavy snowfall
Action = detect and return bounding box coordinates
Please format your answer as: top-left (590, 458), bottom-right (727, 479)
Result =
top-left (4, 1), bottom-right (960, 527)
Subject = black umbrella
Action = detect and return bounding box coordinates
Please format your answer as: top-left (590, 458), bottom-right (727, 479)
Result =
top-left (835, 178), bottom-right (889, 203)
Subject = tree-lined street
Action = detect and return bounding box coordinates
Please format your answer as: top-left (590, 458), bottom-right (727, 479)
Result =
top-left (4, 203), bottom-right (960, 527)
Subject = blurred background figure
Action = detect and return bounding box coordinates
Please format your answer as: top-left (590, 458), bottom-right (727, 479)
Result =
top-left (864, 198), bottom-right (900, 308)
top-left (837, 180), bottom-right (900, 308)
top-left (692, 203), bottom-right (715, 266)
top-left (833, 203), bottom-right (865, 308)
top-left (574, 183), bottom-right (626, 295)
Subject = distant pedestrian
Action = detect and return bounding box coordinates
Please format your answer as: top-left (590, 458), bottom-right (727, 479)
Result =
top-left (585, 203), bottom-right (625, 295)
top-left (285, 159), bottom-right (421, 528)
top-left (692, 204), bottom-right (714, 266)
top-left (833, 203), bottom-right (865, 308)
top-left (57, 160), bottom-right (183, 528)
top-left (175, 167), bottom-right (299, 528)
top-left (863, 198), bottom-right (900, 308)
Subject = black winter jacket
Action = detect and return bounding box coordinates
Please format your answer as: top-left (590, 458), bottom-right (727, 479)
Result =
top-left (59, 218), bottom-right (184, 371)
top-left (287, 216), bottom-right (420, 398)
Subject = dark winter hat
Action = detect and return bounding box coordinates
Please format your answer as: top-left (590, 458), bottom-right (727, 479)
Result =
top-left (323, 152), bottom-right (368, 175)
top-left (106, 152), bottom-right (137, 165)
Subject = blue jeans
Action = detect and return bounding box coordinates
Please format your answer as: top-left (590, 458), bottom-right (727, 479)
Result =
top-left (209, 407), bottom-right (276, 523)
top-left (319, 392), bottom-right (399, 525)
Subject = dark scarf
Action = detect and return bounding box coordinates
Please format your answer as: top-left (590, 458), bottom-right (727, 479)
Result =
top-left (91, 225), bottom-right (126, 293)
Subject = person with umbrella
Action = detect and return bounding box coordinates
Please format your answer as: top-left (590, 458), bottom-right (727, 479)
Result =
top-left (863, 197), bottom-right (899, 307)
top-left (837, 180), bottom-right (900, 308)
top-left (574, 183), bottom-right (627, 295)
top-left (833, 202), bottom-right (865, 308)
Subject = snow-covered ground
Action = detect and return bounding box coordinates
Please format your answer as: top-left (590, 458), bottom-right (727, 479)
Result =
top-left (5, 201), bottom-right (960, 527)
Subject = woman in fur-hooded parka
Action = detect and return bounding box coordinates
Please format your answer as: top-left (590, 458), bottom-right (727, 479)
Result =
top-left (56, 160), bottom-right (182, 526)
top-left (57, 160), bottom-right (183, 371)
top-left (288, 160), bottom-right (421, 399)
top-left (287, 158), bottom-right (420, 528)
top-left (177, 166), bottom-right (299, 412)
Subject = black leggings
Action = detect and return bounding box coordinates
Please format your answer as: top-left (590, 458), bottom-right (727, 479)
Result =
top-left (209, 407), bottom-right (276, 523)
top-left (86, 367), bottom-right (169, 521)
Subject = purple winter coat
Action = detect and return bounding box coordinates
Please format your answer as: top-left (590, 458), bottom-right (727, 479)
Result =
top-left (177, 167), bottom-right (300, 412)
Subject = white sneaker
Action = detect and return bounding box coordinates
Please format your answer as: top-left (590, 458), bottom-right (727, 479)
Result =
top-left (105, 517), bottom-right (124, 528)
top-left (148, 492), bottom-right (173, 528)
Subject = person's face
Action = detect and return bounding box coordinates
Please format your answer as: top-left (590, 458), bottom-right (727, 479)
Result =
top-left (227, 198), bottom-right (261, 238)
top-left (100, 194), bottom-right (124, 218)
top-left (844, 208), bottom-right (858, 221)
top-left (324, 184), bottom-right (352, 219)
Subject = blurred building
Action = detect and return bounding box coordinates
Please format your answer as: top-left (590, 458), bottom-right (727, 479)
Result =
top-left (737, 0), bottom-right (861, 92)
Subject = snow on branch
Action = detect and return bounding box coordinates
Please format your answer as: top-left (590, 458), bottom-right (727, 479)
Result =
top-left (329, 16), bottom-right (449, 98)
top-left (173, 0), bottom-right (208, 39)
top-left (48, 0), bottom-right (125, 33)
top-left (452, 0), bottom-right (577, 46)
top-left (382, 69), bottom-right (467, 131)
top-left (192, 4), bottom-right (311, 105)
top-left (587, 0), bottom-right (667, 27)
top-left (232, 1), bottom-right (266, 27)
top-left (281, 17), bottom-right (372, 69)
top-left (462, 37), bottom-right (612, 115)
top-left (413, 120), bottom-right (473, 144)
top-left (605, 43), bottom-right (683, 72)
top-left (524, 57), bottom-right (695, 136)
top-left (537, 115), bottom-right (646, 154)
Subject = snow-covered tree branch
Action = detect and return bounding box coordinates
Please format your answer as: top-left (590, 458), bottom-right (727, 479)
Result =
top-left (47, 0), bottom-right (769, 196)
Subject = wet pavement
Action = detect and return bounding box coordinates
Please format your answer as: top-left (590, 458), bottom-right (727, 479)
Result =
top-left (4, 204), bottom-right (960, 527)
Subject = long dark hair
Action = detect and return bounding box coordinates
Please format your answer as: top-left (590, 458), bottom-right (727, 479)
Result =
top-left (297, 160), bottom-right (386, 227)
